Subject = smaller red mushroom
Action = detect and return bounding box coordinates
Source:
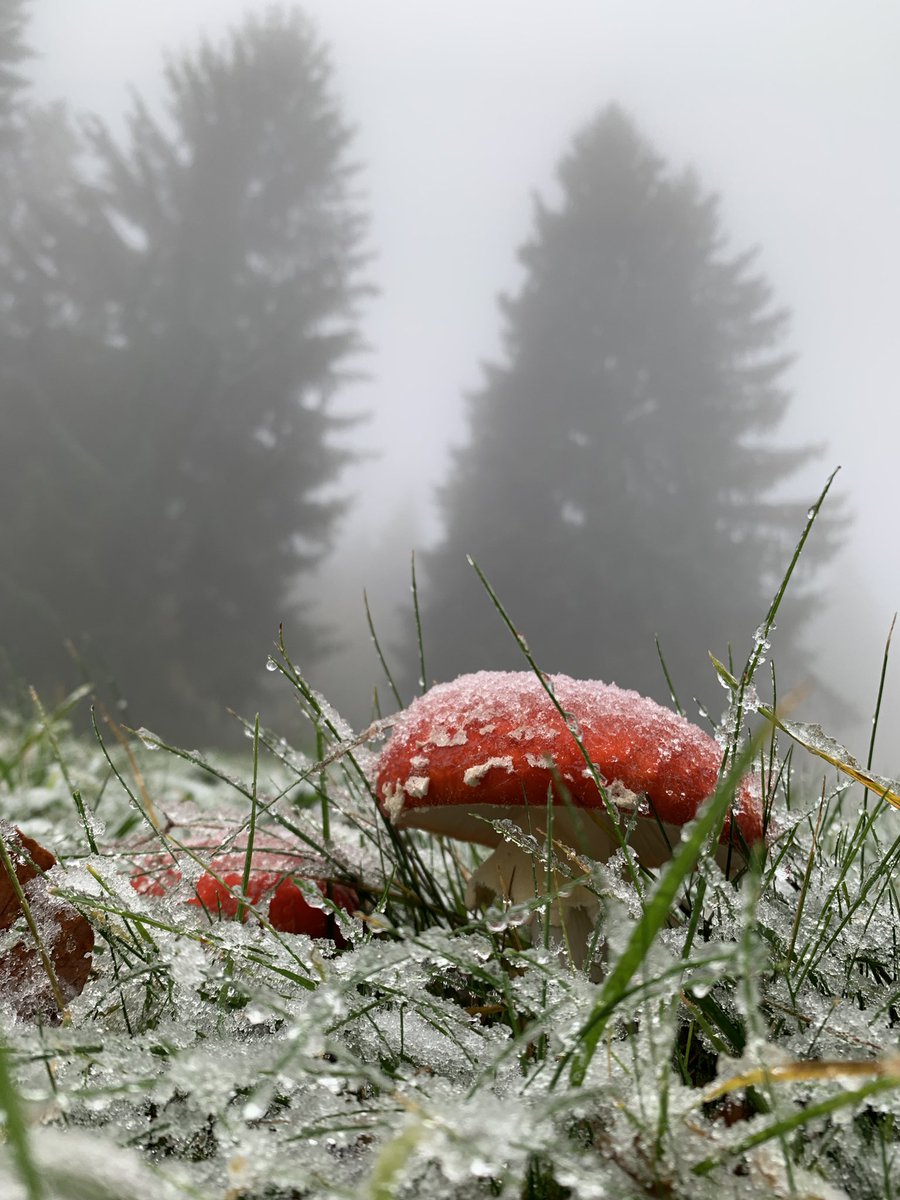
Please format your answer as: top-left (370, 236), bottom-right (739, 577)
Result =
top-left (130, 838), bottom-right (357, 945)
top-left (376, 671), bottom-right (764, 957)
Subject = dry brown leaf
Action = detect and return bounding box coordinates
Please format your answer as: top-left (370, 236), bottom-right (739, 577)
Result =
top-left (0, 823), bottom-right (94, 1020)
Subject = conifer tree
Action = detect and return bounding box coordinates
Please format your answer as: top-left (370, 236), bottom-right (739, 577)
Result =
top-left (0, 8), bottom-right (369, 740)
top-left (420, 106), bottom-right (833, 710)
top-left (0, 0), bottom-right (27, 125)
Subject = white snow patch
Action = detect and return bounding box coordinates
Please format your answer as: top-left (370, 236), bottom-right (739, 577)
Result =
top-left (382, 782), bottom-right (406, 820)
top-left (525, 753), bottom-right (556, 769)
top-left (426, 726), bottom-right (469, 748)
top-left (463, 757), bottom-right (515, 787)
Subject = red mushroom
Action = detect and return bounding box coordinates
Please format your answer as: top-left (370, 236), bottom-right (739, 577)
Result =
top-left (130, 839), bottom-right (357, 945)
top-left (376, 671), bottom-right (764, 955)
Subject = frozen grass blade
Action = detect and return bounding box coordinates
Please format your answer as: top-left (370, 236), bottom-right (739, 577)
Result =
top-left (721, 466), bottom-right (839, 770)
top-left (0, 1034), bottom-right (44, 1200)
top-left (710, 657), bottom-right (900, 810)
top-left (29, 686), bottom-right (103, 851)
top-left (750, 468), bottom-right (839, 679)
top-left (467, 554), bottom-right (643, 893)
top-left (785, 781), bottom-right (826, 967)
top-left (91, 709), bottom-right (175, 860)
top-left (237, 712), bottom-right (260, 923)
top-left (561, 728), bottom-right (764, 1087)
top-left (96, 702), bottom-right (161, 830)
top-left (703, 1053), bottom-right (900, 1102)
top-left (692, 1075), bottom-right (900, 1177)
top-left (410, 550), bottom-right (427, 695)
top-left (316, 725), bottom-right (331, 842)
top-left (863, 613), bottom-right (895, 831)
top-left (365, 589), bottom-right (403, 709)
top-left (366, 1114), bottom-right (424, 1200)
top-left (655, 635), bottom-right (684, 716)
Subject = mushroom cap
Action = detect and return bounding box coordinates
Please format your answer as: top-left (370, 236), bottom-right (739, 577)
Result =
top-left (131, 846), bottom-right (357, 943)
top-left (376, 671), bottom-right (764, 860)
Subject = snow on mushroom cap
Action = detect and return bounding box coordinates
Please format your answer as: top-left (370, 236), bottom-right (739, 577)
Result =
top-left (376, 671), bottom-right (764, 850)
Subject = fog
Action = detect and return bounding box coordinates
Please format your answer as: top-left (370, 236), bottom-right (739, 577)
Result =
top-left (7, 0), bottom-right (899, 760)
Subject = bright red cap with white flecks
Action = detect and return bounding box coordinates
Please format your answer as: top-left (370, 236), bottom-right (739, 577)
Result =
top-left (376, 671), bottom-right (764, 855)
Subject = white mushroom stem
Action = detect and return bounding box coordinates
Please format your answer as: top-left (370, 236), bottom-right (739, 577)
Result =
top-left (466, 839), bottom-right (602, 968)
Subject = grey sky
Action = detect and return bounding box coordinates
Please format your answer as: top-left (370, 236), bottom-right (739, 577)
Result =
top-left (27, 0), bottom-right (900, 749)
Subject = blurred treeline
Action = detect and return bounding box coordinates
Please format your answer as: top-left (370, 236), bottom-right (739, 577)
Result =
top-left (0, 2), bottom-right (369, 742)
top-left (0, 1), bottom-right (841, 744)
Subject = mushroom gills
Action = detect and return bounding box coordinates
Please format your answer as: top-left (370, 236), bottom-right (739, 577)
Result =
top-left (394, 800), bottom-right (748, 875)
top-left (396, 801), bottom-right (745, 967)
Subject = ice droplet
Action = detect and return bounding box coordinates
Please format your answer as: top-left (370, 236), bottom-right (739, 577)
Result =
top-left (135, 727), bottom-right (160, 750)
top-left (486, 907), bottom-right (532, 933)
top-left (563, 710), bottom-right (582, 739)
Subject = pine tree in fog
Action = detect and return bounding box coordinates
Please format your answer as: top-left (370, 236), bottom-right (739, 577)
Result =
top-left (420, 106), bottom-right (835, 709)
top-left (0, 8), bottom-right (368, 740)
top-left (0, 0), bottom-right (26, 124)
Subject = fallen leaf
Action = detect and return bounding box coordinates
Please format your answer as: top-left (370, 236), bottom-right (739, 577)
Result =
top-left (0, 824), bottom-right (94, 1020)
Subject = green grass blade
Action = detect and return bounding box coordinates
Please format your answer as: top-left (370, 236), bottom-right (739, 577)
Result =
top-left (0, 1034), bottom-right (45, 1200)
top-left (655, 635), bottom-right (684, 716)
top-left (562, 729), bottom-right (765, 1087)
top-left (364, 589), bottom-right (403, 709)
top-left (238, 713), bottom-right (260, 922)
top-left (467, 555), bottom-right (643, 892)
top-left (721, 467), bottom-right (839, 769)
top-left (710, 656), bottom-right (900, 810)
top-left (692, 1075), bottom-right (900, 1176)
top-left (410, 550), bottom-right (427, 695)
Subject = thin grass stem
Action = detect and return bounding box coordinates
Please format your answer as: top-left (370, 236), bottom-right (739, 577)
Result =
top-left (364, 590), bottom-right (403, 709)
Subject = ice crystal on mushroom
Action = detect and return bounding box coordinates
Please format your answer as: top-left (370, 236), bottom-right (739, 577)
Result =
top-left (463, 756), bottom-right (515, 787)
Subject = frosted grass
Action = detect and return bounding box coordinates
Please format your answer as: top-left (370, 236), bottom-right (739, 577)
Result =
top-left (0, 664), bottom-right (897, 1200)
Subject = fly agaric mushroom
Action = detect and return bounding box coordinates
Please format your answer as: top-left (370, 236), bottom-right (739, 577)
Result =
top-left (131, 844), bottom-right (357, 945)
top-left (376, 671), bottom-right (764, 957)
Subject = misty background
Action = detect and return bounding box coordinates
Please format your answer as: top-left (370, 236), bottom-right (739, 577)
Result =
top-left (2, 1), bottom-right (898, 761)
